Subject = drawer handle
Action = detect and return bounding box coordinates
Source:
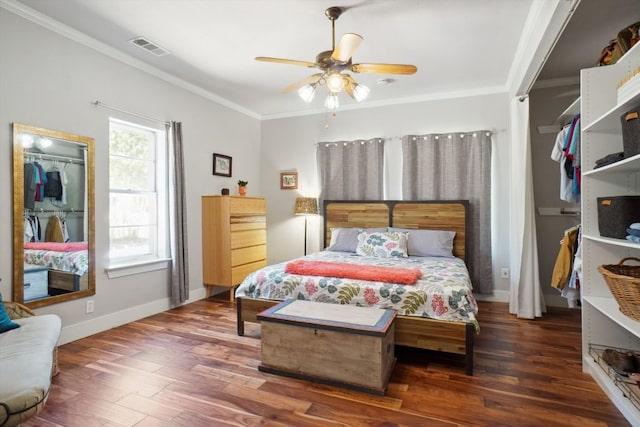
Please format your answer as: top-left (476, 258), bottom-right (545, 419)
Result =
top-left (625, 111), bottom-right (639, 121)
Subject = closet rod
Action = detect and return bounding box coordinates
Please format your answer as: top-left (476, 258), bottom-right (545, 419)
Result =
top-left (92, 100), bottom-right (170, 126)
top-left (25, 208), bottom-right (84, 213)
top-left (24, 151), bottom-right (85, 165)
top-left (537, 207), bottom-right (580, 216)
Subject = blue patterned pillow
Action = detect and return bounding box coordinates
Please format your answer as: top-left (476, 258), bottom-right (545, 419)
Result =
top-left (327, 227), bottom-right (387, 252)
top-left (0, 293), bottom-right (20, 333)
top-left (356, 231), bottom-right (409, 258)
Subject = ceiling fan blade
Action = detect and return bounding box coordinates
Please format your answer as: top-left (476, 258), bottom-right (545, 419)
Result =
top-left (331, 33), bottom-right (363, 62)
top-left (281, 73), bottom-right (324, 94)
top-left (351, 63), bottom-right (417, 75)
top-left (255, 57), bottom-right (317, 68)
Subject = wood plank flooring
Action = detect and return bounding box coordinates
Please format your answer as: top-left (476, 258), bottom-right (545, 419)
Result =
top-left (26, 300), bottom-right (630, 426)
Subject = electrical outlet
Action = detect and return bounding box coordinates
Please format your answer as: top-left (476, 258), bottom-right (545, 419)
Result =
top-left (85, 299), bottom-right (95, 314)
top-left (501, 268), bottom-right (510, 279)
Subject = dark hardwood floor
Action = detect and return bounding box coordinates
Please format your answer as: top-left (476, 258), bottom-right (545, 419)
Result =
top-left (26, 299), bottom-right (630, 426)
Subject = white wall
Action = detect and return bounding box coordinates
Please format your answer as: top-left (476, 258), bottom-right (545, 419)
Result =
top-left (1, 7), bottom-right (519, 344)
top-left (0, 10), bottom-right (261, 342)
top-left (259, 92), bottom-right (513, 296)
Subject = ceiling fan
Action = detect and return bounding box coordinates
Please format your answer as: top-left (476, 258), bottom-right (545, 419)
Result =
top-left (255, 6), bottom-right (417, 109)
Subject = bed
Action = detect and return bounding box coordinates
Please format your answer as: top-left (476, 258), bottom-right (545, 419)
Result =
top-left (235, 200), bottom-right (478, 375)
top-left (23, 242), bottom-right (89, 293)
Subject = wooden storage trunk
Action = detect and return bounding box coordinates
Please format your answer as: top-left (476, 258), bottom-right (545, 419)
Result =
top-left (48, 269), bottom-right (86, 292)
top-left (257, 300), bottom-right (396, 395)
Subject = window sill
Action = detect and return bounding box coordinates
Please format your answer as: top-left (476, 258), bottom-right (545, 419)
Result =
top-left (105, 258), bottom-right (171, 279)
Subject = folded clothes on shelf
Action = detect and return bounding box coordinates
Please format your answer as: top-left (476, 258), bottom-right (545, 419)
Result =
top-left (594, 151), bottom-right (625, 168)
top-left (627, 223), bottom-right (640, 242)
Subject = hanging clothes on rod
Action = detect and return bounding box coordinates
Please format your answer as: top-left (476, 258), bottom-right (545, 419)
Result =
top-left (551, 225), bottom-right (582, 308)
top-left (550, 114), bottom-right (581, 203)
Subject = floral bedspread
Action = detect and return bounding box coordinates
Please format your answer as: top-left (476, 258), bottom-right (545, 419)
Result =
top-left (235, 251), bottom-right (479, 333)
top-left (24, 248), bottom-right (89, 276)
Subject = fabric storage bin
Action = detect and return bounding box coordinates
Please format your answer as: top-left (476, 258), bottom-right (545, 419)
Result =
top-left (24, 267), bottom-right (49, 301)
top-left (621, 107), bottom-right (640, 158)
top-left (597, 196), bottom-right (640, 239)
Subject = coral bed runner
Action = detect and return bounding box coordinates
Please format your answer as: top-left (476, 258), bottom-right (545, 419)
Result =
top-left (284, 259), bottom-right (422, 285)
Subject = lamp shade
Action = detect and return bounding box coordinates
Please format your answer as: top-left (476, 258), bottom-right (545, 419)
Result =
top-left (294, 197), bottom-right (319, 215)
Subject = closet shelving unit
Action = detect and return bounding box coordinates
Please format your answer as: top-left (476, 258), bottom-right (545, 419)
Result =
top-left (581, 42), bottom-right (640, 425)
top-left (537, 93), bottom-right (580, 135)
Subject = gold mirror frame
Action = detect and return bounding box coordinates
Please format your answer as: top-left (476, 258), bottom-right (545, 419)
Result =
top-left (12, 123), bottom-right (95, 308)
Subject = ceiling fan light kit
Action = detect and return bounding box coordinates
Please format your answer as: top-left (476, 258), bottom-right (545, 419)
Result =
top-left (256, 6), bottom-right (417, 112)
top-left (297, 84), bottom-right (317, 103)
top-left (324, 93), bottom-right (340, 110)
top-left (352, 83), bottom-right (370, 102)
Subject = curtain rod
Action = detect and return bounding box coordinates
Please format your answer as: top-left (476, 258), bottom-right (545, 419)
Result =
top-left (92, 100), bottom-right (170, 126)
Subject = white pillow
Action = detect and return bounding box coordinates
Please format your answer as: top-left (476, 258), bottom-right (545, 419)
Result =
top-left (388, 227), bottom-right (456, 258)
top-left (326, 227), bottom-right (386, 252)
top-left (356, 231), bottom-right (409, 258)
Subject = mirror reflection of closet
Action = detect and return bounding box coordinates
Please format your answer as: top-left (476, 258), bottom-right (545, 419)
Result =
top-left (13, 123), bottom-right (95, 308)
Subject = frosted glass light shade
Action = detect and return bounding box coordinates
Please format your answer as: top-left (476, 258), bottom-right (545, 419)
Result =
top-left (297, 84), bottom-right (316, 103)
top-left (353, 84), bottom-right (370, 102)
top-left (324, 93), bottom-right (340, 109)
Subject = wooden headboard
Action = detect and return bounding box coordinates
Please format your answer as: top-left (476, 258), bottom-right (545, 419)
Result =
top-left (323, 200), bottom-right (469, 260)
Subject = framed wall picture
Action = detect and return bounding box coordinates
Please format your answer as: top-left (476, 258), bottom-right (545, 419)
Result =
top-left (280, 172), bottom-right (298, 189)
top-left (213, 153), bottom-right (232, 177)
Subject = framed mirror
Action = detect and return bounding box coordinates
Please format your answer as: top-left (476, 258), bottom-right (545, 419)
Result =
top-left (12, 123), bottom-right (95, 308)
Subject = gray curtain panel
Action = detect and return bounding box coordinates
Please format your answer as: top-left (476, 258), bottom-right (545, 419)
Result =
top-left (317, 138), bottom-right (385, 201)
top-left (402, 132), bottom-right (493, 293)
top-left (168, 121), bottom-right (189, 304)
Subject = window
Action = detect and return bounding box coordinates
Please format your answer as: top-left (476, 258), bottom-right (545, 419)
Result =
top-left (108, 118), bottom-right (168, 267)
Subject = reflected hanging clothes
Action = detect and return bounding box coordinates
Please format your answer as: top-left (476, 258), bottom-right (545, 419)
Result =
top-left (23, 214), bottom-right (41, 243)
top-left (45, 215), bottom-right (66, 242)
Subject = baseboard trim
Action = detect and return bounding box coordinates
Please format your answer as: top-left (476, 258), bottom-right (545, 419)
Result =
top-left (474, 290), bottom-right (510, 303)
top-left (543, 292), bottom-right (577, 309)
top-left (58, 287), bottom-right (207, 345)
top-left (474, 289), bottom-right (577, 309)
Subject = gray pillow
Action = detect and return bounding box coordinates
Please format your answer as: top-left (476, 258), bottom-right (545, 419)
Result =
top-left (326, 227), bottom-right (387, 252)
top-left (388, 227), bottom-right (456, 258)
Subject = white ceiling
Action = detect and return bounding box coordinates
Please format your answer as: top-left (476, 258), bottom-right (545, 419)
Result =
top-left (5, 0), bottom-right (639, 119)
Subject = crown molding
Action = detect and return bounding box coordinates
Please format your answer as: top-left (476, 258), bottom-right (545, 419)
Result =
top-left (0, 0), bottom-right (261, 120)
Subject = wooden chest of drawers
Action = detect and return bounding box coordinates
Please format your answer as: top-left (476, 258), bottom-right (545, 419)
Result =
top-left (202, 196), bottom-right (266, 301)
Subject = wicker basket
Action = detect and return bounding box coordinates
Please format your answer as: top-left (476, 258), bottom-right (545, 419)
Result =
top-left (599, 257), bottom-right (640, 321)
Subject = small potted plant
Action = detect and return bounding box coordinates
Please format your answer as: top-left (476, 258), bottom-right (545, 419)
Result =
top-left (237, 180), bottom-right (248, 197)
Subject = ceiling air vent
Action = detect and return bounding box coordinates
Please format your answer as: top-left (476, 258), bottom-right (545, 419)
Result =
top-left (129, 37), bottom-right (170, 56)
